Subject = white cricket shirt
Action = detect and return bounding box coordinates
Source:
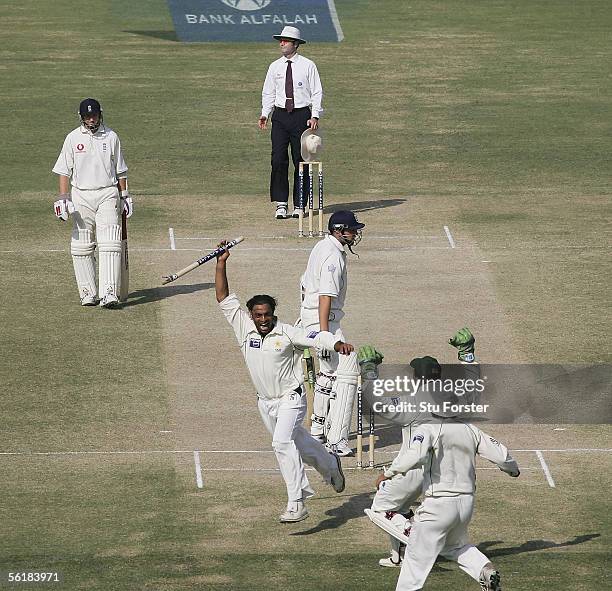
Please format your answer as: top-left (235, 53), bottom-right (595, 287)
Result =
top-left (52, 125), bottom-right (128, 190)
top-left (261, 53), bottom-right (323, 118)
top-left (384, 422), bottom-right (519, 496)
top-left (300, 234), bottom-right (347, 319)
top-left (220, 294), bottom-right (340, 400)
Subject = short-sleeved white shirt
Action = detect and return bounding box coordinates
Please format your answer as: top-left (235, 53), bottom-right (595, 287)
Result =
top-left (52, 125), bottom-right (128, 190)
top-left (219, 293), bottom-right (340, 400)
top-left (300, 234), bottom-right (347, 319)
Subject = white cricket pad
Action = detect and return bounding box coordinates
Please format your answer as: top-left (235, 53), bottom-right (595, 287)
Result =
top-left (326, 352), bottom-right (358, 445)
top-left (364, 508), bottom-right (412, 546)
top-left (98, 224), bottom-right (122, 299)
top-left (311, 372), bottom-right (334, 437)
top-left (71, 229), bottom-right (96, 300)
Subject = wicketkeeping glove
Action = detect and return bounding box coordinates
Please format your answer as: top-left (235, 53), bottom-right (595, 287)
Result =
top-left (358, 345), bottom-right (384, 379)
top-left (449, 328), bottom-right (475, 363)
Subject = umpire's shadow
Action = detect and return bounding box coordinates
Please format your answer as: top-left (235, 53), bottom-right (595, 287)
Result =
top-left (290, 491), bottom-right (374, 536)
top-left (324, 198), bottom-right (406, 215)
top-left (121, 282), bottom-right (214, 307)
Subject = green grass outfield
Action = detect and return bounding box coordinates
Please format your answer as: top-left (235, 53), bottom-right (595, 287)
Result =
top-left (0, 1), bottom-right (610, 589)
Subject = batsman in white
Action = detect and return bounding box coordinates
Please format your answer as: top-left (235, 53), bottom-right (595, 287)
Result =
top-left (369, 333), bottom-right (520, 591)
top-left (299, 210), bottom-right (365, 456)
top-left (215, 241), bottom-right (349, 523)
top-left (52, 98), bottom-right (132, 307)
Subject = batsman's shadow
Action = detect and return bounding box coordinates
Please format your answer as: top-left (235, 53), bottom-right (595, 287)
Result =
top-left (290, 491), bottom-right (374, 536)
top-left (324, 198), bottom-right (406, 214)
top-left (121, 283), bottom-right (214, 307)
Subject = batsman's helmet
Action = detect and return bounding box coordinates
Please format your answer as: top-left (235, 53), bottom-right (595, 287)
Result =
top-left (328, 210), bottom-right (365, 233)
top-left (328, 210), bottom-right (365, 248)
top-left (78, 98), bottom-right (103, 132)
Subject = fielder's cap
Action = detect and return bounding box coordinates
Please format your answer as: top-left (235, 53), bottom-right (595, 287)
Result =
top-left (79, 98), bottom-right (102, 117)
top-left (410, 356), bottom-right (442, 380)
top-left (328, 210), bottom-right (365, 231)
top-left (300, 128), bottom-right (323, 162)
top-left (273, 26), bottom-right (306, 44)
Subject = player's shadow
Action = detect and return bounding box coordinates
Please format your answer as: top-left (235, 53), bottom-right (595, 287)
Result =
top-left (477, 534), bottom-right (601, 557)
top-left (289, 491), bottom-right (374, 536)
top-left (324, 198), bottom-right (406, 214)
top-left (121, 283), bottom-right (214, 307)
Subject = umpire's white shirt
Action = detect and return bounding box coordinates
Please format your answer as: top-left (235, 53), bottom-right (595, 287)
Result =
top-left (220, 294), bottom-right (339, 401)
top-left (300, 234), bottom-right (347, 321)
top-left (261, 53), bottom-right (324, 118)
top-left (53, 125), bottom-right (128, 190)
top-left (384, 422), bottom-right (519, 495)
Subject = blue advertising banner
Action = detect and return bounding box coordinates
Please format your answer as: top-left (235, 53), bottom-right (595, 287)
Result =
top-left (167, 0), bottom-right (344, 42)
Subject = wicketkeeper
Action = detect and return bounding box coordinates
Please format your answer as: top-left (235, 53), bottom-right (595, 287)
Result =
top-left (52, 98), bottom-right (132, 307)
top-left (361, 330), bottom-right (520, 591)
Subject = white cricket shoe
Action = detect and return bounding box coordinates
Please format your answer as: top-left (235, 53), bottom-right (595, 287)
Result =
top-left (100, 294), bottom-right (119, 308)
top-left (479, 565), bottom-right (502, 591)
top-left (279, 500), bottom-right (309, 523)
top-left (329, 452), bottom-right (345, 493)
top-left (378, 556), bottom-right (402, 568)
top-left (327, 438), bottom-right (354, 457)
top-left (275, 204), bottom-right (288, 219)
top-left (291, 207), bottom-right (304, 218)
top-left (80, 294), bottom-right (97, 306)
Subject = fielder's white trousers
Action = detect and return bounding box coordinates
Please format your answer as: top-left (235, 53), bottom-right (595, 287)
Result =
top-left (372, 470), bottom-right (423, 513)
top-left (395, 494), bottom-right (490, 591)
top-left (257, 392), bottom-right (336, 503)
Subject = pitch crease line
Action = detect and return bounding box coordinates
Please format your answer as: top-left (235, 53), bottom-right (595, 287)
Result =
top-left (535, 450), bottom-right (556, 488)
top-left (193, 451), bottom-right (204, 489)
top-left (444, 225), bottom-right (456, 248)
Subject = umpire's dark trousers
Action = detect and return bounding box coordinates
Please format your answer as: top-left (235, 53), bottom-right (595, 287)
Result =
top-left (270, 106), bottom-right (311, 207)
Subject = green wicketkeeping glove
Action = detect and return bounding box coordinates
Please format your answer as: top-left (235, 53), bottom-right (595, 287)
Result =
top-left (358, 345), bottom-right (384, 379)
top-left (449, 328), bottom-right (475, 363)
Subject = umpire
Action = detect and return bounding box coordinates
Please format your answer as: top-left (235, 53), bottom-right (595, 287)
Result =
top-left (258, 26), bottom-right (323, 220)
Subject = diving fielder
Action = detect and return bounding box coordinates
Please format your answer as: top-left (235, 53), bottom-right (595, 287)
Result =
top-left (299, 210), bottom-right (364, 456)
top-left (52, 98), bottom-right (132, 307)
top-left (215, 241), bottom-right (350, 523)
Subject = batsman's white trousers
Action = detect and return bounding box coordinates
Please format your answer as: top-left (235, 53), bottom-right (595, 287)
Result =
top-left (395, 494), bottom-right (491, 591)
top-left (257, 391), bottom-right (337, 503)
top-left (70, 186), bottom-right (120, 298)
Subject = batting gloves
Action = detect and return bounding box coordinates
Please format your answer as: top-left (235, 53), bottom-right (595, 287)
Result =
top-left (53, 194), bottom-right (75, 221)
top-left (121, 191), bottom-right (133, 218)
top-left (449, 328), bottom-right (475, 363)
top-left (358, 345), bottom-right (384, 379)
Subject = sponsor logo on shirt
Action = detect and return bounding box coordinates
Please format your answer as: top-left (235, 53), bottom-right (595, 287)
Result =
top-left (412, 434), bottom-right (424, 443)
top-left (76, 143), bottom-right (85, 152)
top-left (249, 337), bottom-right (262, 348)
top-left (489, 437), bottom-right (499, 445)
top-left (307, 331), bottom-right (319, 338)
top-left (327, 264), bottom-right (336, 273)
